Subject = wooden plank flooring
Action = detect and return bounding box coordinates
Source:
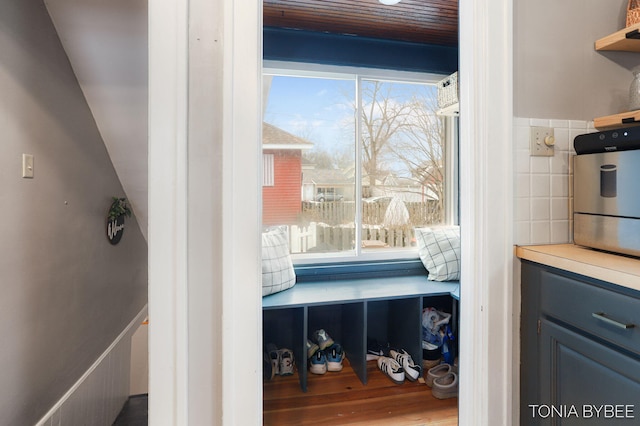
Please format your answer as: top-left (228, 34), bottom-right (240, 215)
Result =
top-left (264, 358), bottom-right (458, 425)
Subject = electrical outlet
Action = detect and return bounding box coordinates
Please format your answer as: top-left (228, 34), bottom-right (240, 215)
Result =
top-left (530, 127), bottom-right (555, 157)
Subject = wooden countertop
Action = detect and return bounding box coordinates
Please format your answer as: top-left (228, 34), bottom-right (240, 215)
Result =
top-left (516, 244), bottom-right (640, 292)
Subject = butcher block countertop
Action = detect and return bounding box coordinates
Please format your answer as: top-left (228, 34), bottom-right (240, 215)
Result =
top-left (516, 244), bottom-right (640, 292)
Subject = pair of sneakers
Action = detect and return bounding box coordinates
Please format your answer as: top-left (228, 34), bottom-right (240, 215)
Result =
top-left (265, 343), bottom-right (295, 379)
top-left (377, 348), bottom-right (422, 384)
top-left (307, 329), bottom-right (344, 375)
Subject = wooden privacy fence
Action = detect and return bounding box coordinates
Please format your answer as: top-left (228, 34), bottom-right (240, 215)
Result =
top-left (301, 200), bottom-right (442, 227)
top-left (289, 222), bottom-right (416, 254)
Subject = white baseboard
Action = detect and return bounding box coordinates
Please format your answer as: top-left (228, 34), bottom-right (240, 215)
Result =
top-left (35, 305), bottom-right (148, 426)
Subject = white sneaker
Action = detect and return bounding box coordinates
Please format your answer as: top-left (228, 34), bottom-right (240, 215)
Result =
top-left (278, 348), bottom-right (295, 376)
top-left (390, 349), bottom-right (421, 382)
top-left (377, 356), bottom-right (404, 384)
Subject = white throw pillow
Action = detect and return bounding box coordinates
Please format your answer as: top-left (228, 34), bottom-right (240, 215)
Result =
top-left (415, 226), bottom-right (461, 281)
top-left (262, 227), bottom-right (296, 296)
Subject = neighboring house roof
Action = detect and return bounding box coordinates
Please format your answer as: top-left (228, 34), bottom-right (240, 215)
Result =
top-left (263, 122), bottom-right (314, 150)
top-left (302, 168), bottom-right (352, 186)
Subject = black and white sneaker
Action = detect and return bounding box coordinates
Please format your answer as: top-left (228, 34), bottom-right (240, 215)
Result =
top-left (390, 348), bottom-right (422, 381)
top-left (366, 338), bottom-right (386, 361)
top-left (377, 356), bottom-right (405, 384)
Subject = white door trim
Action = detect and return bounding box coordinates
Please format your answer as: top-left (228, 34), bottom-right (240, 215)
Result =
top-left (148, 0), bottom-right (514, 424)
top-left (148, 0), bottom-right (189, 423)
top-left (459, 0), bottom-right (514, 424)
top-left (148, 0), bottom-right (262, 424)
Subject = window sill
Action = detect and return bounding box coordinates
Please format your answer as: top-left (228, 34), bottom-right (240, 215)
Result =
top-left (294, 257), bottom-right (426, 282)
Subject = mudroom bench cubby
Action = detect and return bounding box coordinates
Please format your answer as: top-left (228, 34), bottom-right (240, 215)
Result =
top-left (262, 268), bottom-right (460, 392)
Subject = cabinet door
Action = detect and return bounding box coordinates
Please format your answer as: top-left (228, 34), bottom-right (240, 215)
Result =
top-left (534, 319), bottom-right (640, 425)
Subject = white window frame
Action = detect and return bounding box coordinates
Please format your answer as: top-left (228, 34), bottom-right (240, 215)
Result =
top-left (264, 61), bottom-right (459, 264)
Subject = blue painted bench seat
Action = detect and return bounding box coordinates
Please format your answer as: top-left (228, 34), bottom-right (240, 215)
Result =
top-left (262, 275), bottom-right (460, 309)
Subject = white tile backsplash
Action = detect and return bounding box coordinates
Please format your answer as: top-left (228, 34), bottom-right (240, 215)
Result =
top-left (553, 128), bottom-right (570, 151)
top-left (516, 198), bottom-right (531, 221)
top-left (531, 156), bottom-right (550, 174)
top-left (551, 175), bottom-right (569, 197)
top-left (551, 198), bottom-right (569, 220)
top-left (531, 174), bottom-right (550, 197)
top-left (551, 221), bottom-right (570, 244)
top-left (516, 173), bottom-right (530, 198)
top-left (514, 117), bottom-right (591, 245)
top-left (516, 149), bottom-right (530, 173)
top-left (531, 221), bottom-right (551, 244)
top-left (531, 198), bottom-right (550, 221)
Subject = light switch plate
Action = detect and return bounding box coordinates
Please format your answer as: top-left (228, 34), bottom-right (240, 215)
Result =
top-left (530, 127), bottom-right (555, 157)
top-left (22, 154), bottom-right (34, 178)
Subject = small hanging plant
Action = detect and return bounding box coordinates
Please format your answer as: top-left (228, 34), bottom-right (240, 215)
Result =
top-left (108, 197), bottom-right (132, 220)
top-left (107, 197), bottom-right (131, 245)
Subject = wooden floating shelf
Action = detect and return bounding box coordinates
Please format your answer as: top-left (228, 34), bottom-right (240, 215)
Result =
top-left (596, 23), bottom-right (640, 52)
top-left (594, 110), bottom-right (640, 130)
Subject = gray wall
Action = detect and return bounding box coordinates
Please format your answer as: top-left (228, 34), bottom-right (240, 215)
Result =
top-left (514, 0), bottom-right (640, 120)
top-left (0, 2), bottom-right (147, 425)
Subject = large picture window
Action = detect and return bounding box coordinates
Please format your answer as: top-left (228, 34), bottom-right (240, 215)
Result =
top-left (263, 65), bottom-right (457, 261)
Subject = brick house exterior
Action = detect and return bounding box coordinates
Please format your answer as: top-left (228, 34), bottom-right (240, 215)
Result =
top-left (262, 123), bottom-right (313, 226)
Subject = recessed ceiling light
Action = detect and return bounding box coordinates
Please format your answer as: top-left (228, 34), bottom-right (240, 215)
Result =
top-left (379, 0), bottom-right (401, 5)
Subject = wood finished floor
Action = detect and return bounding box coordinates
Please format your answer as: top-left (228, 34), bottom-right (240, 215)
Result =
top-left (263, 358), bottom-right (458, 425)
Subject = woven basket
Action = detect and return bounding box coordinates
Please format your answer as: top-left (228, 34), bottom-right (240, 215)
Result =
top-left (437, 71), bottom-right (458, 110)
top-left (627, 0), bottom-right (640, 27)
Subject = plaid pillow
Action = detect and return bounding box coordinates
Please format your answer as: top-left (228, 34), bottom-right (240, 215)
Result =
top-left (262, 227), bottom-right (296, 296)
top-left (415, 226), bottom-right (461, 281)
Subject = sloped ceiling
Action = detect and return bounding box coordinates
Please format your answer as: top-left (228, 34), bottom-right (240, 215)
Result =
top-left (44, 0), bottom-right (148, 240)
top-left (42, 0), bottom-right (457, 244)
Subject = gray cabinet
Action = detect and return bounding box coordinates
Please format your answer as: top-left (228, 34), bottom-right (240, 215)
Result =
top-left (521, 261), bottom-right (640, 425)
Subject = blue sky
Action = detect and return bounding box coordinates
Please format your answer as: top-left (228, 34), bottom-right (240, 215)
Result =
top-left (264, 75), bottom-right (440, 177)
top-left (264, 76), bottom-right (355, 153)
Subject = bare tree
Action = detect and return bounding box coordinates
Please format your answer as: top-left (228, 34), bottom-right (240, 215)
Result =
top-left (303, 149), bottom-right (336, 169)
top-left (389, 89), bottom-right (446, 219)
top-left (360, 81), bottom-right (413, 189)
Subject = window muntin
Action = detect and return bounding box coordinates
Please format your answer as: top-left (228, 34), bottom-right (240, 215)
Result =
top-left (263, 153), bottom-right (275, 187)
top-left (262, 66), bottom-right (455, 262)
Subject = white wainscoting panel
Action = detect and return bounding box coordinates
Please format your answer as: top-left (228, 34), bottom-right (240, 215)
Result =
top-left (35, 306), bottom-right (148, 426)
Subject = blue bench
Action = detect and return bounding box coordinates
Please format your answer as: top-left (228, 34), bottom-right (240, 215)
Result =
top-left (262, 275), bottom-right (459, 391)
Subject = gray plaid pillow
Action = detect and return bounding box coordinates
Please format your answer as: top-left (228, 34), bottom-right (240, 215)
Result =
top-left (415, 226), bottom-right (461, 281)
top-left (262, 227), bottom-right (296, 296)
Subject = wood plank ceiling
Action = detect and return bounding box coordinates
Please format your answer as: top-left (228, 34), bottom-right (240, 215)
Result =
top-left (264, 0), bottom-right (459, 46)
